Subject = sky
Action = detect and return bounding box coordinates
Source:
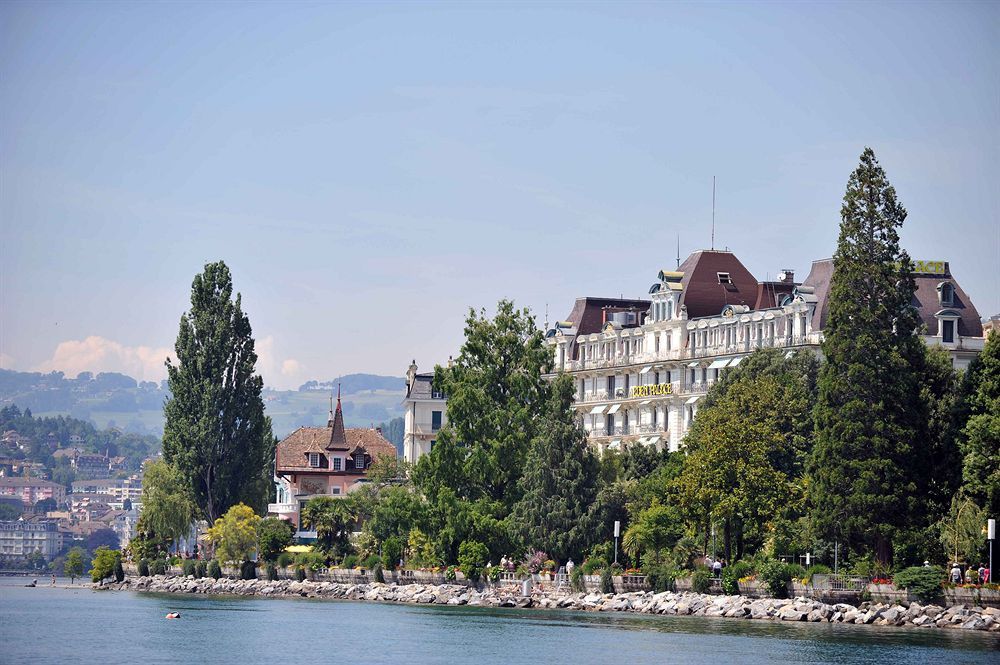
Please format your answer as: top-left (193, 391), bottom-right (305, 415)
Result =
top-left (1, 2), bottom-right (997, 390)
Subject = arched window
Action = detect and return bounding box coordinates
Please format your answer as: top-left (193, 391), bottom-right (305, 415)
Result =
top-left (938, 282), bottom-right (954, 306)
top-left (667, 300), bottom-right (673, 319)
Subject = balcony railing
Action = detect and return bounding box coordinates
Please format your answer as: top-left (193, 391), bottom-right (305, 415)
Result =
top-left (267, 502), bottom-right (298, 514)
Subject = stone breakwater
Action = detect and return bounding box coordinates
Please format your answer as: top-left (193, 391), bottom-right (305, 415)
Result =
top-left (113, 576), bottom-right (1000, 633)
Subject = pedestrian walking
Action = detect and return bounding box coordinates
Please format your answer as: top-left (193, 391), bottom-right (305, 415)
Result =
top-left (950, 563), bottom-right (962, 584)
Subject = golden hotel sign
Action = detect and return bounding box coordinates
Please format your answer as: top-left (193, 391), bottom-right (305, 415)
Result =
top-left (629, 383), bottom-right (673, 398)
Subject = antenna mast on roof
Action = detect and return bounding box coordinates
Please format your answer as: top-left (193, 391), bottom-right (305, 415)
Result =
top-left (676, 233), bottom-right (680, 269)
top-left (711, 176), bottom-right (716, 251)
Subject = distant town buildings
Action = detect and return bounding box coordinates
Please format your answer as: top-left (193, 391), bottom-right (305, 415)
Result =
top-left (402, 361), bottom-right (448, 464)
top-left (269, 392), bottom-right (396, 539)
top-left (544, 250), bottom-right (985, 455)
top-left (0, 477), bottom-right (67, 505)
top-left (0, 520), bottom-right (63, 560)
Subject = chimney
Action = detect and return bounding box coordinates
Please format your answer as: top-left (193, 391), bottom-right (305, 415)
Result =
top-left (375, 426), bottom-right (382, 435)
top-left (406, 360), bottom-right (418, 389)
top-left (780, 269), bottom-right (795, 284)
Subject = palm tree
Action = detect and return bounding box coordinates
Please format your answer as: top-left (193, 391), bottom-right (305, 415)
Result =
top-left (301, 496), bottom-right (357, 560)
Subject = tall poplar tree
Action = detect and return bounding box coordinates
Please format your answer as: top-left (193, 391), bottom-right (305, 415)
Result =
top-left (162, 261), bottom-right (275, 521)
top-left (808, 148), bottom-right (923, 567)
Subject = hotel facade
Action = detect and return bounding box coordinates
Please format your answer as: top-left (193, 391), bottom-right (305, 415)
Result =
top-left (544, 250), bottom-right (985, 454)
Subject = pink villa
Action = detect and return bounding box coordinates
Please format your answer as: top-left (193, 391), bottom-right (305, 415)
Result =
top-left (268, 393), bottom-right (396, 538)
top-left (0, 477), bottom-right (67, 506)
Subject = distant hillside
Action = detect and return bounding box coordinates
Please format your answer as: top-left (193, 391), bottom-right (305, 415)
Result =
top-left (0, 368), bottom-right (406, 440)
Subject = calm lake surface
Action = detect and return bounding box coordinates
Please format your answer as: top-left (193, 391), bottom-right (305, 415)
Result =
top-left (1, 577), bottom-right (998, 664)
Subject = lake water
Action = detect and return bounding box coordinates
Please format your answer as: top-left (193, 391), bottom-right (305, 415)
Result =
top-left (1, 577), bottom-right (998, 664)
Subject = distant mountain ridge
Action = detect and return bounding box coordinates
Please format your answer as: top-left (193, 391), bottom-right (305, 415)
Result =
top-left (0, 368), bottom-right (406, 439)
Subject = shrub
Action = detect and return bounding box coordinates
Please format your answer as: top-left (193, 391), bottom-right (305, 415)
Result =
top-left (114, 558), bottom-right (125, 583)
top-left (570, 566), bottom-right (585, 592)
top-left (758, 560), bottom-right (792, 598)
top-left (341, 555), bottom-right (359, 570)
top-left (276, 552), bottom-right (294, 569)
top-left (383, 536), bottom-right (403, 571)
top-left (487, 565), bottom-right (501, 583)
top-left (295, 566), bottom-right (307, 582)
top-left (362, 554), bottom-right (381, 570)
top-left (240, 560), bottom-right (257, 580)
top-left (182, 559), bottom-right (196, 577)
top-left (373, 564), bottom-right (385, 583)
top-left (894, 566), bottom-right (945, 603)
top-left (208, 560), bottom-right (222, 580)
top-left (444, 565), bottom-right (457, 582)
top-left (645, 564), bottom-right (676, 593)
top-left (90, 547), bottom-right (119, 583)
top-left (458, 540), bottom-right (489, 584)
top-left (266, 563), bottom-right (279, 581)
top-left (580, 557), bottom-right (607, 575)
top-left (600, 567), bottom-right (614, 594)
top-left (803, 564), bottom-right (831, 583)
top-left (785, 563), bottom-right (806, 580)
top-left (169, 555), bottom-right (181, 567)
top-left (138, 559), bottom-right (150, 577)
top-left (195, 560), bottom-right (207, 578)
top-left (692, 567), bottom-right (712, 594)
top-left (525, 551), bottom-right (549, 574)
top-left (151, 558), bottom-right (168, 576)
top-left (722, 560), bottom-right (753, 595)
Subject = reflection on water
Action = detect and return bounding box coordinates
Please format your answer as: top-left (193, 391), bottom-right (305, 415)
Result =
top-left (1, 579), bottom-right (998, 665)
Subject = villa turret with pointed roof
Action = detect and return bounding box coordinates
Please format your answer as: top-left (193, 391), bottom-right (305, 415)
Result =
top-left (269, 385), bottom-right (396, 537)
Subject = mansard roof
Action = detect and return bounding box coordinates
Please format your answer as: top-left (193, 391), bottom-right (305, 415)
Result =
top-left (276, 426), bottom-right (396, 473)
top-left (676, 250), bottom-right (759, 319)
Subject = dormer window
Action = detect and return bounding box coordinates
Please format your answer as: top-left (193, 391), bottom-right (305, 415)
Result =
top-left (937, 282), bottom-right (954, 306)
top-left (354, 453), bottom-right (366, 470)
top-left (308, 452), bottom-right (321, 468)
top-left (717, 272), bottom-right (733, 285)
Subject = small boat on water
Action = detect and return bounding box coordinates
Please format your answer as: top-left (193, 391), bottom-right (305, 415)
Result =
top-left (165, 612), bottom-right (181, 619)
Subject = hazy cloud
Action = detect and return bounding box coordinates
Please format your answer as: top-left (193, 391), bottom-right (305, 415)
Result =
top-left (34, 336), bottom-right (174, 382)
top-left (255, 335), bottom-right (304, 390)
top-left (0, 353), bottom-right (15, 369)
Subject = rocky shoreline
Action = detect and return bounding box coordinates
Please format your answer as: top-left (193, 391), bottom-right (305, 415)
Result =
top-left (103, 575), bottom-right (1000, 633)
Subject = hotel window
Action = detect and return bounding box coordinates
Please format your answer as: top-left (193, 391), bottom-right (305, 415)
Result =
top-left (941, 319), bottom-right (955, 343)
top-left (331, 487), bottom-right (341, 495)
top-left (623, 411), bottom-right (629, 432)
top-left (655, 334), bottom-right (660, 353)
top-left (332, 457), bottom-right (342, 471)
top-left (309, 453), bottom-right (321, 468)
top-left (354, 453), bottom-right (366, 470)
top-left (606, 414), bottom-right (614, 435)
top-left (431, 410), bottom-right (442, 431)
top-left (652, 408), bottom-right (657, 428)
top-left (607, 376), bottom-right (615, 394)
top-left (717, 272), bottom-right (733, 285)
top-left (667, 300), bottom-right (673, 319)
top-left (938, 282), bottom-right (954, 306)
top-left (580, 379), bottom-right (586, 398)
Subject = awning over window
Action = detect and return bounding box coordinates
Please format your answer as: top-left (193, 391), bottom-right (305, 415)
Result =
top-left (589, 405), bottom-right (607, 415)
top-left (708, 358), bottom-right (729, 369)
top-left (639, 400), bottom-right (651, 406)
top-left (785, 351), bottom-right (794, 358)
top-left (607, 403), bottom-right (622, 414)
top-left (608, 440), bottom-right (622, 450)
top-left (688, 361), bottom-right (701, 367)
top-left (685, 395), bottom-right (702, 405)
top-left (639, 366), bottom-right (653, 375)
top-left (729, 356), bottom-right (744, 367)
top-left (646, 435), bottom-right (661, 446)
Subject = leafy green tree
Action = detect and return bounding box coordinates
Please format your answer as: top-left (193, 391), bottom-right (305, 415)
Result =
top-left (513, 373), bottom-right (600, 563)
top-left (622, 501), bottom-right (684, 565)
top-left (64, 546), bottom-right (85, 583)
top-left (113, 557), bottom-right (125, 582)
top-left (809, 147), bottom-right (925, 567)
top-left (413, 300), bottom-right (552, 509)
top-left (382, 536), bottom-right (403, 570)
top-left (959, 330), bottom-right (1000, 517)
top-left (162, 261), bottom-right (276, 521)
top-left (676, 350), bottom-right (817, 561)
top-left (90, 546), bottom-right (120, 583)
top-left (937, 495), bottom-right (987, 564)
top-left (457, 540), bottom-right (489, 584)
top-left (139, 459), bottom-right (197, 546)
top-left (206, 503), bottom-right (261, 566)
top-left (256, 517), bottom-right (294, 564)
top-left (301, 496), bottom-right (356, 559)
top-left (26, 549), bottom-right (46, 571)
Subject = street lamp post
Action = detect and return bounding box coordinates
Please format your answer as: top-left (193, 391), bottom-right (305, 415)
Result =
top-left (989, 519), bottom-right (995, 583)
top-left (613, 520), bottom-right (620, 566)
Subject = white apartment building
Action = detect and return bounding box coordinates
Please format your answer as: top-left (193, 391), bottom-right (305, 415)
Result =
top-left (402, 361), bottom-right (448, 464)
top-left (0, 519), bottom-right (64, 561)
top-left (546, 250), bottom-right (984, 455)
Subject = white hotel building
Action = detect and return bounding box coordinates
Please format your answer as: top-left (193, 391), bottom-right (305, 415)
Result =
top-left (544, 250), bottom-right (984, 454)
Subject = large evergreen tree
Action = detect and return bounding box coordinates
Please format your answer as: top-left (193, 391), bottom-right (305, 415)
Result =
top-left (959, 330), bottom-right (1000, 518)
top-left (512, 373), bottom-right (601, 563)
top-left (809, 148), bottom-right (924, 567)
top-left (162, 261), bottom-right (275, 521)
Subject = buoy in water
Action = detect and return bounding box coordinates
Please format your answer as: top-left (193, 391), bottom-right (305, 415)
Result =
top-left (165, 612), bottom-right (181, 619)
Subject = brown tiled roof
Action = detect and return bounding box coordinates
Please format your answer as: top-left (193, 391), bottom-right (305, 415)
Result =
top-left (677, 250), bottom-right (759, 319)
top-left (804, 259), bottom-right (983, 338)
top-left (276, 426), bottom-right (396, 473)
top-left (561, 297), bottom-right (650, 359)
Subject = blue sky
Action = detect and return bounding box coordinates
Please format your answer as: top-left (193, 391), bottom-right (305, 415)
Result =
top-left (2, 2), bottom-right (997, 389)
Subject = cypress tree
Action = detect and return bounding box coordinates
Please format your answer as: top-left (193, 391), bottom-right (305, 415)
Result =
top-left (513, 373), bottom-right (600, 563)
top-left (809, 148), bottom-right (923, 567)
top-left (162, 261), bottom-right (275, 521)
